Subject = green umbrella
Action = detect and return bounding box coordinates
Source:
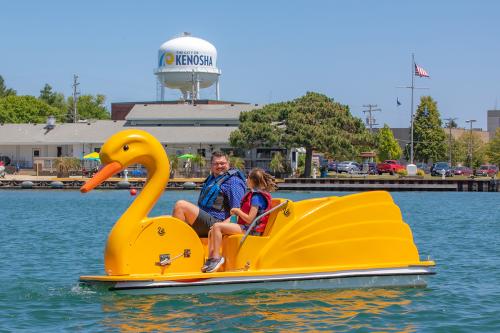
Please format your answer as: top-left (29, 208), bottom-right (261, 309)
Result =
top-left (83, 152), bottom-right (100, 161)
top-left (177, 153), bottom-right (194, 159)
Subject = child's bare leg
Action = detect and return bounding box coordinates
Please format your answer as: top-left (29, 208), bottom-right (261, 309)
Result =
top-left (210, 223), bottom-right (244, 259)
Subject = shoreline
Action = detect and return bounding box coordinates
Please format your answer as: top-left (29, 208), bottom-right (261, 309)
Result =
top-left (0, 175), bottom-right (498, 192)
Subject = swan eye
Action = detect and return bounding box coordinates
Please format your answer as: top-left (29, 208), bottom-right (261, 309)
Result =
top-left (123, 145), bottom-right (129, 152)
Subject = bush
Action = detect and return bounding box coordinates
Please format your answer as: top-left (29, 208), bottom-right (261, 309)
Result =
top-left (416, 169), bottom-right (425, 176)
top-left (397, 169), bottom-right (408, 177)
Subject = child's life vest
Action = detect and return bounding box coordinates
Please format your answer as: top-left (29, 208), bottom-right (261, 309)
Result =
top-left (237, 190), bottom-right (272, 233)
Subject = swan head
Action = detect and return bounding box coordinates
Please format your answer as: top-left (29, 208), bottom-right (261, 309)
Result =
top-left (80, 129), bottom-right (169, 193)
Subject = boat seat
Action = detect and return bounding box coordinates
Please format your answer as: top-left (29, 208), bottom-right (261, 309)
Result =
top-left (262, 199), bottom-right (284, 236)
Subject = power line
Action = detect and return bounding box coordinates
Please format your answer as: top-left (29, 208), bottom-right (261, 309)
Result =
top-left (72, 74), bottom-right (80, 123)
top-left (362, 104), bottom-right (381, 133)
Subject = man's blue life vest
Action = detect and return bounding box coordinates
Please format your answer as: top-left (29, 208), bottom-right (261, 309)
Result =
top-left (198, 168), bottom-right (246, 212)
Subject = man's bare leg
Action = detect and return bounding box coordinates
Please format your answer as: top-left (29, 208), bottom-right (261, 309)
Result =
top-left (172, 200), bottom-right (200, 225)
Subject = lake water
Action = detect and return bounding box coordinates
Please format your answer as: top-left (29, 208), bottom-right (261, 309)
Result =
top-left (0, 190), bottom-right (499, 332)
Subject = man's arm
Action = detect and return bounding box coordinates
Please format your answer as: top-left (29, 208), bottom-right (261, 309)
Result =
top-left (221, 177), bottom-right (246, 209)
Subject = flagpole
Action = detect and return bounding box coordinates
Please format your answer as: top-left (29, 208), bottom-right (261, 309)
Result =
top-left (410, 53), bottom-right (415, 164)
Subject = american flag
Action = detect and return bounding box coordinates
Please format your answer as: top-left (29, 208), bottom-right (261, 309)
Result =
top-left (415, 64), bottom-right (430, 77)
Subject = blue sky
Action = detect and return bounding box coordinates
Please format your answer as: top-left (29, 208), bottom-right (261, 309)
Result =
top-left (1, 1), bottom-right (499, 129)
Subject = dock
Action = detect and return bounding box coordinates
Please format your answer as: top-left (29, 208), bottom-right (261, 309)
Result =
top-left (280, 177), bottom-right (499, 192)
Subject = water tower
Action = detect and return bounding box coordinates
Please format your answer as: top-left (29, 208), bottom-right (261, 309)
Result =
top-left (155, 33), bottom-right (221, 101)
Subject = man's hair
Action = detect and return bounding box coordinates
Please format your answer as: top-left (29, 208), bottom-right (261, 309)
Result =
top-left (210, 151), bottom-right (229, 163)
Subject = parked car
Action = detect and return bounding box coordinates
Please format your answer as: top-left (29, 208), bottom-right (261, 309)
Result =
top-left (376, 160), bottom-right (405, 175)
top-left (415, 163), bottom-right (431, 174)
top-left (475, 165), bottom-right (498, 177)
top-left (337, 161), bottom-right (361, 173)
top-left (327, 161), bottom-right (338, 172)
top-left (359, 162), bottom-right (377, 174)
top-left (453, 166), bottom-right (473, 177)
top-left (431, 162), bottom-right (453, 177)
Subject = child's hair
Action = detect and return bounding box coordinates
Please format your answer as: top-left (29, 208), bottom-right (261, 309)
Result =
top-left (248, 168), bottom-right (277, 192)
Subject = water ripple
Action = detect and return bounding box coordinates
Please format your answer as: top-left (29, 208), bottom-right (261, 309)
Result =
top-left (0, 190), bottom-right (499, 331)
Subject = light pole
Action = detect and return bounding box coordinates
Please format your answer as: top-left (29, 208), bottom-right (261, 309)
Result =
top-left (465, 119), bottom-right (476, 168)
top-left (444, 117), bottom-right (457, 165)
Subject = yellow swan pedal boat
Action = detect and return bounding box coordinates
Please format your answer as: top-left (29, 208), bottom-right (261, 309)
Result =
top-left (79, 129), bottom-right (435, 294)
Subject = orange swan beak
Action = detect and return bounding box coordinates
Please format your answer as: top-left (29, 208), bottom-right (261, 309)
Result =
top-left (80, 161), bottom-right (123, 193)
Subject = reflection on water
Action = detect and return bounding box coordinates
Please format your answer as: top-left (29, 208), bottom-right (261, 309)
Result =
top-left (100, 288), bottom-right (419, 332)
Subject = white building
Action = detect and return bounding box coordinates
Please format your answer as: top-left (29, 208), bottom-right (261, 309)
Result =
top-left (0, 103), bottom-right (290, 172)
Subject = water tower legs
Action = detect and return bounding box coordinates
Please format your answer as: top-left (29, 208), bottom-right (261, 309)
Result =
top-left (216, 78), bottom-right (220, 100)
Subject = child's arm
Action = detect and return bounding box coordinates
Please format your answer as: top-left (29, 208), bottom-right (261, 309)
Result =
top-left (230, 206), bottom-right (259, 225)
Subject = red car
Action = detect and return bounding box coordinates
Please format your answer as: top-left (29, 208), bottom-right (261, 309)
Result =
top-left (475, 165), bottom-right (499, 177)
top-left (377, 160), bottom-right (405, 175)
top-left (453, 166), bottom-right (473, 176)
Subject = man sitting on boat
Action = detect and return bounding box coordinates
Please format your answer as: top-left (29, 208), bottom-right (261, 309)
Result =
top-left (172, 151), bottom-right (247, 237)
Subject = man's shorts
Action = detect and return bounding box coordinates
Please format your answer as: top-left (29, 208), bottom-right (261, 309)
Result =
top-left (192, 209), bottom-right (222, 237)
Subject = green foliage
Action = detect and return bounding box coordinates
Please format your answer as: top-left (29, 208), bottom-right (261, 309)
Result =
top-left (68, 94), bottom-right (110, 121)
top-left (455, 132), bottom-right (487, 167)
top-left (448, 119), bottom-right (458, 128)
top-left (39, 84), bottom-right (66, 111)
top-left (410, 96), bottom-right (447, 163)
top-left (0, 81), bottom-right (110, 124)
top-left (54, 157), bottom-right (81, 178)
top-left (447, 135), bottom-right (465, 165)
top-left (376, 124), bottom-right (402, 161)
top-left (487, 128), bottom-right (500, 165)
top-left (397, 169), bottom-right (408, 176)
top-left (191, 154), bottom-right (207, 168)
top-left (0, 95), bottom-right (66, 123)
top-left (416, 169), bottom-right (425, 176)
top-left (230, 92), bottom-right (372, 177)
top-left (167, 153), bottom-right (180, 172)
top-left (269, 152), bottom-right (285, 174)
top-left (229, 156), bottom-right (245, 170)
top-left (0, 75), bottom-right (16, 97)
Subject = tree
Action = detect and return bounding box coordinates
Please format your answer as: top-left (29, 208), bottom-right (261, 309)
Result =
top-left (54, 157), bottom-right (81, 178)
top-left (191, 154), bottom-right (207, 177)
top-left (0, 75), bottom-right (16, 97)
top-left (269, 152), bottom-right (285, 176)
top-left (410, 96), bottom-right (447, 163)
top-left (67, 94), bottom-right (110, 121)
top-left (376, 124), bottom-right (402, 161)
top-left (487, 128), bottom-right (500, 166)
top-left (0, 95), bottom-right (66, 123)
top-left (39, 84), bottom-right (66, 111)
top-left (449, 136), bottom-right (466, 165)
top-left (455, 132), bottom-right (487, 167)
top-left (167, 153), bottom-right (179, 178)
top-left (229, 156), bottom-right (245, 170)
top-left (230, 92), bottom-right (372, 177)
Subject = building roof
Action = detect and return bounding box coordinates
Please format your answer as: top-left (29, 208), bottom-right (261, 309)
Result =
top-left (0, 121), bottom-right (236, 145)
top-left (126, 103), bottom-right (261, 123)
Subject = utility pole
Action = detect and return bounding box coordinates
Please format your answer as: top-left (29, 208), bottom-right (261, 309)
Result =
top-left (444, 117), bottom-right (458, 165)
top-left (465, 119), bottom-right (477, 168)
top-left (72, 74), bottom-right (80, 123)
top-left (362, 104), bottom-right (381, 133)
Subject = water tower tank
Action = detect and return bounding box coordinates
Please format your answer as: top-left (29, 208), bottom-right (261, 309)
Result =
top-left (155, 33), bottom-right (221, 100)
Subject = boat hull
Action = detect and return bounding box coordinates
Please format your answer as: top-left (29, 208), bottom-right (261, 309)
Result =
top-left (80, 266), bottom-right (434, 295)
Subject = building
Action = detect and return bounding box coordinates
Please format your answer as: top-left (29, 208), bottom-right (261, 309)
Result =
top-left (0, 102), bottom-right (289, 173)
top-left (487, 110), bottom-right (500, 139)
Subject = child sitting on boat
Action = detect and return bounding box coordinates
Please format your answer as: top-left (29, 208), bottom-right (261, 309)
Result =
top-left (202, 168), bottom-right (277, 273)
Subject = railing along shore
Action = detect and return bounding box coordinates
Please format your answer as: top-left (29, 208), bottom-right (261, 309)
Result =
top-left (0, 176), bottom-right (498, 192)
